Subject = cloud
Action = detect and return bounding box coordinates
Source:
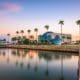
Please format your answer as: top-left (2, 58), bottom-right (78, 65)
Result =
top-left (0, 2), bottom-right (22, 12)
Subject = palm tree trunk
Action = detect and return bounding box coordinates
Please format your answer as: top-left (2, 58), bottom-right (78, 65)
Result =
top-left (22, 33), bottom-right (23, 44)
top-left (79, 25), bottom-right (80, 35)
top-left (16, 34), bottom-right (18, 44)
top-left (36, 32), bottom-right (38, 45)
top-left (61, 24), bottom-right (62, 39)
top-left (28, 33), bottom-right (30, 45)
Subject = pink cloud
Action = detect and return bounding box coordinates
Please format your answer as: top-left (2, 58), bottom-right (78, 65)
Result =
top-left (0, 2), bottom-right (22, 12)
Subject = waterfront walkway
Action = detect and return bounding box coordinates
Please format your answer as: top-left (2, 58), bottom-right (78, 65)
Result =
top-left (0, 44), bottom-right (79, 53)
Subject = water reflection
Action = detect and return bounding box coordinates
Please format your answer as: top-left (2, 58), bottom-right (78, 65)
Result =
top-left (0, 49), bottom-right (78, 80)
top-left (77, 52), bottom-right (80, 80)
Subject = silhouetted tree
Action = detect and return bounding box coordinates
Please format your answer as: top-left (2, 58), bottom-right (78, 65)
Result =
top-left (45, 25), bottom-right (49, 32)
top-left (34, 28), bottom-right (38, 44)
top-left (16, 31), bottom-right (19, 44)
top-left (27, 29), bottom-right (31, 44)
top-left (20, 30), bottom-right (24, 44)
top-left (59, 20), bottom-right (64, 39)
top-left (76, 20), bottom-right (80, 34)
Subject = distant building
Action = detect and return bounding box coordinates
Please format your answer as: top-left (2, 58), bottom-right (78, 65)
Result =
top-left (0, 39), bottom-right (6, 45)
top-left (0, 35), bottom-right (17, 45)
top-left (38, 31), bottom-right (72, 44)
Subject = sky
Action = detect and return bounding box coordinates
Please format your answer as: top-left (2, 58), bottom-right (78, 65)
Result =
top-left (0, 0), bottom-right (80, 40)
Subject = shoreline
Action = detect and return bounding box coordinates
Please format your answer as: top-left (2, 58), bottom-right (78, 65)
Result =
top-left (0, 45), bottom-right (79, 53)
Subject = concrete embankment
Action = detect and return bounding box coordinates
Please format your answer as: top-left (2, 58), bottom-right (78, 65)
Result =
top-left (0, 45), bottom-right (79, 53)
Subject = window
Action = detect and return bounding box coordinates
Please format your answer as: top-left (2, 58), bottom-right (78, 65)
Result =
top-left (62, 36), bottom-right (65, 39)
top-left (67, 36), bottom-right (71, 39)
top-left (55, 35), bottom-right (60, 39)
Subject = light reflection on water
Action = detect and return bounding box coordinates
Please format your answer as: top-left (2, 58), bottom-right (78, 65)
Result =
top-left (0, 49), bottom-right (79, 80)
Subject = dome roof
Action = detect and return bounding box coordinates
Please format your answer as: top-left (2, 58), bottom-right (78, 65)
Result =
top-left (42, 31), bottom-right (54, 36)
top-left (41, 31), bottom-right (55, 41)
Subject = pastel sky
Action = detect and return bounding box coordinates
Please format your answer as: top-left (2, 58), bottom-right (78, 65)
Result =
top-left (0, 0), bottom-right (80, 40)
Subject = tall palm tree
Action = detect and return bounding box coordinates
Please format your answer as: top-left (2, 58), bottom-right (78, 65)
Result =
top-left (20, 30), bottom-right (24, 38)
top-left (44, 25), bottom-right (49, 32)
top-left (16, 31), bottom-right (19, 44)
top-left (27, 29), bottom-right (31, 45)
top-left (76, 20), bottom-right (80, 79)
top-left (16, 31), bottom-right (19, 37)
top-left (16, 31), bottom-right (19, 34)
top-left (20, 30), bottom-right (24, 44)
top-left (7, 33), bottom-right (10, 43)
top-left (76, 20), bottom-right (80, 35)
top-left (7, 33), bottom-right (10, 37)
top-left (59, 20), bottom-right (64, 80)
top-left (59, 20), bottom-right (64, 39)
top-left (34, 28), bottom-right (38, 44)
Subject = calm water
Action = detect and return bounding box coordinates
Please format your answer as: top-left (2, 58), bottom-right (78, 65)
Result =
top-left (0, 49), bottom-right (79, 80)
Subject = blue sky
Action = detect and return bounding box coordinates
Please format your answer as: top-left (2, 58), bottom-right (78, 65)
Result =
top-left (0, 0), bottom-right (80, 39)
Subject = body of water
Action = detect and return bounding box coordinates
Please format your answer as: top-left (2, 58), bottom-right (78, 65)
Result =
top-left (0, 49), bottom-right (79, 80)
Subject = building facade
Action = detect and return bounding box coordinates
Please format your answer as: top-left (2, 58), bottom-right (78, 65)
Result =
top-left (38, 31), bottom-right (72, 44)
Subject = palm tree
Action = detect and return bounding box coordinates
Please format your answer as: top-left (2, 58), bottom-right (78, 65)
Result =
top-left (76, 20), bottom-right (80, 34)
top-left (34, 28), bottom-right (38, 44)
top-left (76, 20), bottom-right (80, 79)
top-left (16, 31), bottom-right (19, 37)
top-left (44, 25), bottom-right (49, 32)
top-left (59, 20), bottom-right (64, 80)
top-left (16, 31), bottom-right (19, 44)
top-left (7, 33), bottom-right (10, 43)
top-left (27, 29), bottom-right (31, 38)
top-left (59, 20), bottom-right (64, 39)
top-left (44, 25), bottom-right (49, 44)
top-left (20, 30), bottom-right (24, 38)
top-left (16, 31), bottom-right (19, 35)
top-left (20, 30), bottom-right (24, 44)
top-left (7, 33), bottom-right (10, 37)
top-left (27, 29), bottom-right (31, 44)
